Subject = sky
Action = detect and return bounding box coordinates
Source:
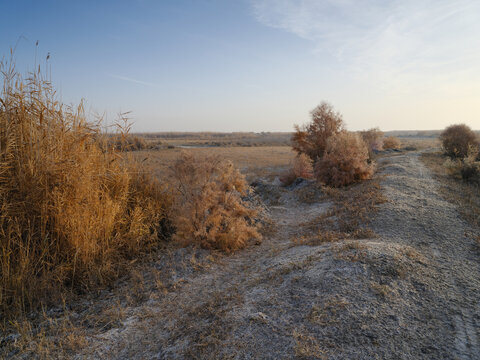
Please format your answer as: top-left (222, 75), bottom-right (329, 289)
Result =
top-left (1, 0), bottom-right (479, 132)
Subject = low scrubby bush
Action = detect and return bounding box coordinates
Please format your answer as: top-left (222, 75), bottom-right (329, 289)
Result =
top-left (0, 61), bottom-right (171, 316)
top-left (279, 154), bottom-right (314, 186)
top-left (169, 152), bottom-right (261, 252)
top-left (440, 124), bottom-right (478, 159)
top-left (443, 148), bottom-right (480, 185)
top-left (360, 128), bottom-right (383, 159)
top-left (460, 162), bottom-right (480, 185)
top-left (291, 102), bottom-right (344, 161)
top-left (383, 136), bottom-right (401, 149)
top-left (314, 132), bottom-right (374, 187)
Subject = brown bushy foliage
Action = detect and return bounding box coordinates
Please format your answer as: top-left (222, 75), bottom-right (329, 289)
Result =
top-left (314, 132), bottom-right (374, 187)
top-left (279, 153), bottom-right (314, 186)
top-left (170, 152), bottom-right (260, 253)
top-left (0, 61), bottom-right (171, 316)
top-left (444, 149), bottom-right (480, 185)
top-left (360, 128), bottom-right (383, 160)
top-left (110, 135), bottom-right (148, 151)
top-left (440, 124), bottom-right (479, 159)
top-left (383, 136), bottom-right (401, 149)
top-left (292, 102), bottom-right (344, 161)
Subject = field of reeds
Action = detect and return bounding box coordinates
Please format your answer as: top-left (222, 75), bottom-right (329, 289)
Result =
top-left (0, 60), bottom-right (172, 317)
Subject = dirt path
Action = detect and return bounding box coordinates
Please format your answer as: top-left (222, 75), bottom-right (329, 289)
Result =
top-left (80, 151), bottom-right (480, 359)
top-left (371, 152), bottom-right (480, 359)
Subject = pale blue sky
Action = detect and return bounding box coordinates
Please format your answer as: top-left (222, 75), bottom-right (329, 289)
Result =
top-left (1, 0), bottom-right (479, 131)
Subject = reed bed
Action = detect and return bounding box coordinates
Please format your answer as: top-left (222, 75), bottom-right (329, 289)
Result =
top-left (0, 60), bottom-right (171, 317)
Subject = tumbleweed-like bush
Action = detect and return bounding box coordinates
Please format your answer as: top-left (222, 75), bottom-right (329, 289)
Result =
top-left (292, 101), bottom-right (344, 161)
top-left (440, 124), bottom-right (478, 159)
top-left (383, 136), bottom-right (401, 149)
top-left (170, 152), bottom-right (261, 253)
top-left (0, 60), bottom-right (171, 316)
top-left (314, 132), bottom-right (374, 187)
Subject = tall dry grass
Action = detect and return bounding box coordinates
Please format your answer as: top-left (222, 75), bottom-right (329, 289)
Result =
top-left (0, 59), bottom-right (171, 317)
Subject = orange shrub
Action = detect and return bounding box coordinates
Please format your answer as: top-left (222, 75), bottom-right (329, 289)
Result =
top-left (280, 154), bottom-right (314, 186)
top-left (170, 153), bottom-right (260, 252)
top-left (292, 102), bottom-right (344, 161)
top-left (383, 136), bottom-right (401, 149)
top-left (314, 132), bottom-right (374, 187)
top-left (440, 124), bottom-right (478, 158)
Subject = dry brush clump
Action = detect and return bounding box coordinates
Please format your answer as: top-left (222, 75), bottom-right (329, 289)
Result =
top-left (315, 132), bottom-right (375, 187)
top-left (292, 102), bottom-right (375, 187)
top-left (383, 136), bottom-right (401, 149)
top-left (443, 148), bottom-right (480, 185)
top-left (279, 153), bottom-right (314, 186)
top-left (169, 152), bottom-right (261, 253)
top-left (440, 124), bottom-right (479, 159)
top-left (0, 61), bottom-right (171, 316)
top-left (360, 127), bottom-right (384, 160)
top-left (291, 101), bottom-right (344, 161)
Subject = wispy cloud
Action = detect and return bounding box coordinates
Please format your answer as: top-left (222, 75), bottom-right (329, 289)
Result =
top-left (108, 73), bottom-right (160, 88)
top-left (251, 0), bottom-right (480, 90)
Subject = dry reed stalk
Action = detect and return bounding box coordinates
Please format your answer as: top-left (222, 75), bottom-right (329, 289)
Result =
top-left (0, 58), bottom-right (171, 317)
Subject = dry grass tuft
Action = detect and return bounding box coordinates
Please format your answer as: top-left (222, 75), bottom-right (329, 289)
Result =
top-left (294, 178), bottom-right (386, 246)
top-left (0, 59), bottom-right (171, 317)
top-left (309, 296), bottom-right (350, 326)
top-left (169, 152), bottom-right (261, 253)
top-left (293, 329), bottom-right (326, 359)
top-left (1, 309), bottom-right (88, 359)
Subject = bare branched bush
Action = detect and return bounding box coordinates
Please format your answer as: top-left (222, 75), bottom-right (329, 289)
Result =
top-left (440, 124), bottom-right (479, 159)
top-left (383, 136), bottom-right (401, 149)
top-left (292, 102), bottom-right (344, 161)
top-left (279, 154), bottom-right (314, 186)
top-left (170, 152), bottom-right (261, 253)
top-left (0, 60), bottom-right (171, 316)
top-left (360, 128), bottom-right (383, 160)
top-left (314, 132), bottom-right (374, 187)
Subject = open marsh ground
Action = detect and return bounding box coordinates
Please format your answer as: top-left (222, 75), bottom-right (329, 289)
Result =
top-left (133, 146), bottom-right (296, 182)
top-left (3, 136), bottom-right (480, 359)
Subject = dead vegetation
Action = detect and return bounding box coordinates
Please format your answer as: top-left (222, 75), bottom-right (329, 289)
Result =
top-left (292, 102), bottom-right (375, 187)
top-left (292, 177), bottom-right (386, 245)
top-left (314, 132), bottom-right (375, 187)
top-left (360, 127), bottom-right (383, 160)
top-left (169, 152), bottom-right (261, 252)
top-left (421, 152), bottom-right (480, 230)
top-left (291, 101), bottom-right (344, 161)
top-left (279, 153), bottom-right (314, 186)
top-left (420, 123), bottom-right (480, 231)
top-left (382, 136), bottom-right (401, 150)
top-left (440, 124), bottom-right (479, 159)
top-left (131, 146), bottom-right (296, 183)
top-left (0, 59), bottom-right (172, 318)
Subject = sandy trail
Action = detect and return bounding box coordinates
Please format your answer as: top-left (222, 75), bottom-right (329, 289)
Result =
top-left (81, 151), bottom-right (480, 359)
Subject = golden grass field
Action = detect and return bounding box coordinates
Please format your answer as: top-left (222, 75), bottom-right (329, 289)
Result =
top-left (133, 146), bottom-right (297, 182)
